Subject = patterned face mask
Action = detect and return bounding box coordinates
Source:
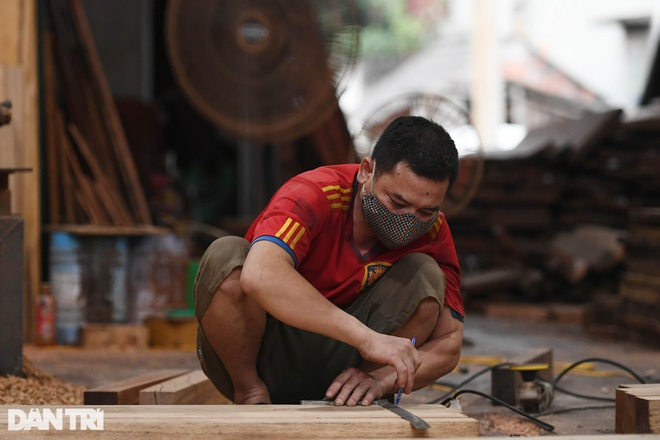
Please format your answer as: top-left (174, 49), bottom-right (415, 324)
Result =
top-left (361, 164), bottom-right (439, 249)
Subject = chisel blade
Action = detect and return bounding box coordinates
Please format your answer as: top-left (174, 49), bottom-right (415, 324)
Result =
top-left (300, 399), bottom-right (430, 430)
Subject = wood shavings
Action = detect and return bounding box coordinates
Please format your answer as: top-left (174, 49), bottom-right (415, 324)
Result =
top-left (0, 358), bottom-right (85, 405)
top-left (479, 413), bottom-right (543, 436)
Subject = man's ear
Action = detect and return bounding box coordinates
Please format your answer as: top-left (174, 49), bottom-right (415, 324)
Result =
top-left (357, 157), bottom-right (374, 185)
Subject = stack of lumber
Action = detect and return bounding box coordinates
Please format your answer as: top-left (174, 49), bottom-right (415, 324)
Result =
top-left (614, 208), bottom-right (660, 345)
top-left (42, 0), bottom-right (151, 227)
top-left (453, 106), bottom-right (660, 345)
top-left (616, 384), bottom-right (660, 434)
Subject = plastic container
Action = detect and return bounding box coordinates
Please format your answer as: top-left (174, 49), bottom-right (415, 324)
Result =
top-left (49, 232), bottom-right (83, 345)
top-left (35, 283), bottom-right (56, 346)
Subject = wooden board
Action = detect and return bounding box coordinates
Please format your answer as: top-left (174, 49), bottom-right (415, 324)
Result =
top-left (83, 370), bottom-right (189, 405)
top-left (616, 384), bottom-right (660, 433)
top-left (139, 370), bottom-right (231, 405)
top-left (0, 404), bottom-right (480, 438)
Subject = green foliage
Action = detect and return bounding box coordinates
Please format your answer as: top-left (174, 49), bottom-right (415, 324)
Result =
top-left (357, 0), bottom-right (439, 58)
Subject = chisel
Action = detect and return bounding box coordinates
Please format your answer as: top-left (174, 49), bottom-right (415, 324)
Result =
top-left (300, 399), bottom-right (431, 430)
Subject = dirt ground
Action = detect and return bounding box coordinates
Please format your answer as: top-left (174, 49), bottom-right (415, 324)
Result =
top-left (8, 312), bottom-right (660, 437)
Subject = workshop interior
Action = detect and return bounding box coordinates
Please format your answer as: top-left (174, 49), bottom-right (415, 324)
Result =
top-left (1, 0), bottom-right (659, 437)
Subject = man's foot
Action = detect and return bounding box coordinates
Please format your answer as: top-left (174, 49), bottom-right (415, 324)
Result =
top-left (233, 383), bottom-right (271, 405)
top-left (234, 394), bottom-right (271, 405)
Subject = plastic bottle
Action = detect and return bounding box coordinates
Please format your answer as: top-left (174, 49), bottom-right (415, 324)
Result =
top-left (35, 283), bottom-right (56, 346)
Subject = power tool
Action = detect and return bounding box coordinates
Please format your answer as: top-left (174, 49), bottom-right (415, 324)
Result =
top-left (508, 363), bottom-right (554, 413)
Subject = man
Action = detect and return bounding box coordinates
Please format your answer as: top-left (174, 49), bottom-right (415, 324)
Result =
top-left (194, 115), bottom-right (463, 406)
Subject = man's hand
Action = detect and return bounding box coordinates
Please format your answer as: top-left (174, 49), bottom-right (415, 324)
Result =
top-left (325, 367), bottom-right (394, 406)
top-left (356, 332), bottom-right (421, 395)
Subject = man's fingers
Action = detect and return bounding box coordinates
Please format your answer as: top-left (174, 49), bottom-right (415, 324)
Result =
top-left (325, 370), bottom-right (349, 399)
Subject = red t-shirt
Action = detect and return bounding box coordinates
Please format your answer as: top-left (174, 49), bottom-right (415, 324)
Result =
top-left (245, 164), bottom-right (464, 318)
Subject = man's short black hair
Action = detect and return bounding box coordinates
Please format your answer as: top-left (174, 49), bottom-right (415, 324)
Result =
top-left (371, 116), bottom-right (459, 187)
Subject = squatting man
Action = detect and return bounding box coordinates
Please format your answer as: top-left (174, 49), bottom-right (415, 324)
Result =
top-left (194, 115), bottom-right (464, 405)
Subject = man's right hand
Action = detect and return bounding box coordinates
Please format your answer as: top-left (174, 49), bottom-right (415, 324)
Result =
top-left (356, 332), bottom-right (421, 394)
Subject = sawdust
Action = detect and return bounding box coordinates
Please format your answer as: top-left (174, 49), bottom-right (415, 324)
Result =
top-left (0, 358), bottom-right (85, 405)
top-left (479, 413), bottom-right (544, 436)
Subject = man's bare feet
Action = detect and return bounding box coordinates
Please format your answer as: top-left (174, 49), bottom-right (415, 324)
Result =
top-left (233, 382), bottom-right (271, 405)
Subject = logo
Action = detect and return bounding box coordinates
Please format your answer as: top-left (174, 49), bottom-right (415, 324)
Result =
top-left (7, 408), bottom-right (104, 431)
top-left (361, 262), bottom-right (392, 290)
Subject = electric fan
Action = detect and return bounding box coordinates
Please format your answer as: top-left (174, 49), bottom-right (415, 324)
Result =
top-left (353, 92), bottom-right (484, 217)
top-left (164, 0), bottom-right (360, 144)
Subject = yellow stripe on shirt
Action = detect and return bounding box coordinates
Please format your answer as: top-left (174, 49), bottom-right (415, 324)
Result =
top-left (275, 218), bottom-right (293, 238)
top-left (283, 221), bottom-right (301, 243)
top-left (290, 226), bottom-right (306, 249)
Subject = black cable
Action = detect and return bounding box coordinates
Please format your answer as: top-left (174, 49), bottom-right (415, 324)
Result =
top-left (552, 384), bottom-right (614, 402)
top-left (553, 357), bottom-right (646, 387)
top-left (551, 357), bottom-right (646, 402)
top-left (427, 362), bottom-right (511, 404)
top-left (440, 389), bottom-right (555, 432)
top-left (538, 404), bottom-right (614, 416)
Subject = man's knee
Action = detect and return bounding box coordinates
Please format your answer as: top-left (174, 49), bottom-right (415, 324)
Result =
top-left (194, 236), bottom-right (250, 320)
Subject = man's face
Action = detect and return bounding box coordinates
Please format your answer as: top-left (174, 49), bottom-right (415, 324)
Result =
top-left (367, 161), bottom-right (450, 222)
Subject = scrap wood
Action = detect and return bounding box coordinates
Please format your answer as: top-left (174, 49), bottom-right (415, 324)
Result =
top-left (83, 369), bottom-right (189, 405)
top-left (139, 370), bottom-right (231, 405)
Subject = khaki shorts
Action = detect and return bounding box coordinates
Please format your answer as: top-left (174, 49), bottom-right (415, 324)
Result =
top-left (194, 236), bottom-right (446, 404)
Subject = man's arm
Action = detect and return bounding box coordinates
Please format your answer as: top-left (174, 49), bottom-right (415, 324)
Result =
top-left (412, 306), bottom-right (464, 388)
top-left (241, 240), bottom-right (422, 393)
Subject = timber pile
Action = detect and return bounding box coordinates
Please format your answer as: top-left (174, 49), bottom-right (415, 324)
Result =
top-left (453, 106), bottom-right (660, 345)
top-left (42, 0), bottom-right (151, 227)
top-left (616, 384), bottom-right (660, 433)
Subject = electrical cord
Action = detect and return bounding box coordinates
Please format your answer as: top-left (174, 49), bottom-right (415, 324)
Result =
top-left (427, 362), bottom-right (512, 404)
top-left (440, 389), bottom-right (555, 432)
top-left (553, 357), bottom-right (647, 385)
top-left (424, 356), bottom-right (647, 433)
top-left (551, 357), bottom-right (646, 402)
top-left (538, 404), bottom-right (614, 416)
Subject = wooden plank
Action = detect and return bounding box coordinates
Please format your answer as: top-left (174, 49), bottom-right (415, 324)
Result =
top-left (139, 370), bottom-right (231, 405)
top-left (54, 111), bottom-right (76, 223)
top-left (0, 404), bottom-right (480, 438)
top-left (616, 385), bottom-right (660, 434)
top-left (42, 32), bottom-right (61, 224)
top-left (83, 370), bottom-right (189, 405)
top-left (68, 123), bottom-right (134, 226)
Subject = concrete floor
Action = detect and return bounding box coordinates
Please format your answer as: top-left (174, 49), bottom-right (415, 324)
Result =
top-left (23, 312), bottom-right (660, 437)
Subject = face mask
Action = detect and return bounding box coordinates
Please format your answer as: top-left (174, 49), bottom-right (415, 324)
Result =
top-left (361, 163), bottom-right (439, 249)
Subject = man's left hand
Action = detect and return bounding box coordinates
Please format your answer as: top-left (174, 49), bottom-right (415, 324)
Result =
top-left (324, 367), bottom-right (395, 406)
